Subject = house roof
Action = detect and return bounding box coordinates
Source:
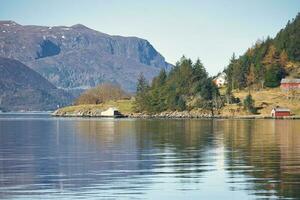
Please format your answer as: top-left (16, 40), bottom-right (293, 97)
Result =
top-left (272, 107), bottom-right (290, 112)
top-left (213, 73), bottom-right (226, 81)
top-left (107, 107), bottom-right (118, 111)
top-left (281, 79), bottom-right (300, 83)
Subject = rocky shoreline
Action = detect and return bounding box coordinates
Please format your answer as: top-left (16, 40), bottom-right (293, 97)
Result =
top-left (52, 110), bottom-right (300, 120)
top-left (128, 113), bottom-right (300, 119)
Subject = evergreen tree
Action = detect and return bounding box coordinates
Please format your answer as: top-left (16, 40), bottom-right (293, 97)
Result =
top-left (224, 13), bottom-right (300, 90)
top-left (264, 64), bottom-right (286, 88)
top-left (152, 69), bottom-right (167, 88)
top-left (136, 73), bottom-right (149, 94)
top-left (148, 69), bottom-right (168, 112)
top-left (134, 56), bottom-right (223, 113)
top-left (199, 78), bottom-right (222, 116)
top-left (134, 73), bottom-right (149, 112)
top-left (226, 53), bottom-right (237, 89)
top-left (192, 58), bottom-right (208, 93)
top-left (176, 96), bottom-right (186, 111)
top-left (243, 94), bottom-right (257, 114)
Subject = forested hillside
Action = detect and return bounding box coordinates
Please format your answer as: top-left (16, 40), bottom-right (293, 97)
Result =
top-left (134, 56), bottom-right (222, 113)
top-left (225, 13), bottom-right (300, 90)
top-left (134, 13), bottom-right (300, 115)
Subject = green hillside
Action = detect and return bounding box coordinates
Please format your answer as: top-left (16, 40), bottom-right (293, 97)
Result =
top-left (225, 13), bottom-right (300, 90)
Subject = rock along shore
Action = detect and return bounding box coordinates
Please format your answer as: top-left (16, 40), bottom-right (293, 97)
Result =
top-left (52, 110), bottom-right (300, 120)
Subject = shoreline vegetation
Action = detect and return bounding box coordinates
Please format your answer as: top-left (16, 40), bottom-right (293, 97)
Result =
top-left (52, 87), bottom-right (300, 119)
top-left (53, 14), bottom-right (300, 118)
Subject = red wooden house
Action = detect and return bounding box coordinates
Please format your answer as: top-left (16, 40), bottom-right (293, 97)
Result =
top-left (280, 79), bottom-right (300, 91)
top-left (271, 107), bottom-right (291, 117)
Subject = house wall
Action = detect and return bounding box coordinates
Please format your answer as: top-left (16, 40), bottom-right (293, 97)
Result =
top-left (275, 111), bottom-right (290, 117)
top-left (101, 109), bottom-right (115, 116)
top-left (281, 83), bottom-right (300, 90)
top-left (214, 78), bottom-right (225, 87)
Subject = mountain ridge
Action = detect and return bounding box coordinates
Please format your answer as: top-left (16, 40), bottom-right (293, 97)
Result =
top-left (0, 21), bottom-right (172, 92)
top-left (0, 57), bottom-right (72, 111)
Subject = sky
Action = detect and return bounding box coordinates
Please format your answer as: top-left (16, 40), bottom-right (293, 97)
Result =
top-left (0, 0), bottom-right (299, 75)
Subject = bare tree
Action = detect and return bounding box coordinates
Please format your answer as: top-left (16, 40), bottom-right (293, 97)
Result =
top-left (75, 83), bottom-right (130, 105)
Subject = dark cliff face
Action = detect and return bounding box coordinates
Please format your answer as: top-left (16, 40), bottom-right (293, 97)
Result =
top-left (0, 21), bottom-right (172, 92)
top-left (0, 57), bottom-right (72, 111)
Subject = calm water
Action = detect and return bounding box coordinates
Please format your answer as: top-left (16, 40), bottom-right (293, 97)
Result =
top-left (0, 114), bottom-right (300, 199)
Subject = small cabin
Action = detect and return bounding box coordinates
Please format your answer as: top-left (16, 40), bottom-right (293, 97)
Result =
top-left (271, 107), bottom-right (291, 117)
top-left (280, 79), bottom-right (300, 91)
top-left (101, 107), bottom-right (121, 117)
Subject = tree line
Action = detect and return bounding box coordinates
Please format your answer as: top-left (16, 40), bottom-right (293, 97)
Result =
top-left (134, 56), bottom-right (223, 114)
top-left (225, 13), bottom-right (300, 93)
top-left (72, 14), bottom-right (300, 115)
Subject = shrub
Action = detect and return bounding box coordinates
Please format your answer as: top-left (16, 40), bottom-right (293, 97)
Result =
top-left (75, 83), bottom-right (129, 105)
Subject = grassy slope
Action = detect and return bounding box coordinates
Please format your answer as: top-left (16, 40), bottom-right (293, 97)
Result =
top-left (236, 88), bottom-right (300, 115)
top-left (54, 100), bottom-right (134, 116)
top-left (54, 88), bottom-right (300, 117)
top-left (219, 87), bottom-right (300, 116)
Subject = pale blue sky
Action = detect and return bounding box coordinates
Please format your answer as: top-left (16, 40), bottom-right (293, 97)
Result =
top-left (0, 0), bottom-right (299, 75)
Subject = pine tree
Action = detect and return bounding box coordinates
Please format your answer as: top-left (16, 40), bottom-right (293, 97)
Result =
top-left (136, 73), bottom-right (149, 94)
top-left (152, 69), bottom-right (167, 88)
top-left (192, 58), bottom-right (208, 94)
top-left (134, 73), bottom-right (149, 112)
top-left (264, 64), bottom-right (286, 88)
top-left (134, 57), bottom-right (223, 113)
top-left (243, 94), bottom-right (257, 114)
top-left (224, 13), bottom-right (299, 91)
top-left (226, 53), bottom-right (237, 89)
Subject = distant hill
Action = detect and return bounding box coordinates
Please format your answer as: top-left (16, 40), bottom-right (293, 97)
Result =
top-left (0, 57), bottom-right (72, 111)
top-left (225, 13), bottom-right (300, 90)
top-left (0, 21), bottom-right (172, 92)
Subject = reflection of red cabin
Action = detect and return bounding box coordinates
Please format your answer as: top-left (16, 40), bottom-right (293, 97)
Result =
top-left (271, 107), bottom-right (291, 117)
top-left (281, 79), bottom-right (300, 90)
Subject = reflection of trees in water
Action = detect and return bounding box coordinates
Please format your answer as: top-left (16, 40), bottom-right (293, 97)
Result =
top-left (223, 120), bottom-right (300, 199)
top-left (134, 119), bottom-right (215, 149)
top-left (73, 119), bottom-right (143, 185)
top-left (0, 119), bottom-right (144, 197)
top-left (2, 118), bottom-right (300, 199)
top-left (76, 119), bottom-right (218, 183)
top-left (133, 119), bottom-right (217, 180)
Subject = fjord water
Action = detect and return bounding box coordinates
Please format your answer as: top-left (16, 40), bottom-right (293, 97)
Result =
top-left (0, 114), bottom-right (300, 199)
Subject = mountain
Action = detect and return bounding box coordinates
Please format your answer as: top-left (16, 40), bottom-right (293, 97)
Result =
top-left (0, 57), bottom-right (72, 111)
top-left (225, 13), bottom-right (300, 90)
top-left (0, 21), bottom-right (172, 92)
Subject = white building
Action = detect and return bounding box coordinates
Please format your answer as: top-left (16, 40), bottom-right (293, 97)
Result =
top-left (101, 107), bottom-right (121, 117)
top-left (213, 72), bottom-right (227, 87)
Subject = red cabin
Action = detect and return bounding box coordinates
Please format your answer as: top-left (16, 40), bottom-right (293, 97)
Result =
top-left (281, 79), bottom-right (300, 91)
top-left (271, 107), bottom-right (291, 118)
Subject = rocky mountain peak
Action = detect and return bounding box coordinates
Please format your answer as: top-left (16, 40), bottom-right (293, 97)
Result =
top-left (0, 21), bottom-right (172, 92)
top-left (0, 20), bottom-right (20, 26)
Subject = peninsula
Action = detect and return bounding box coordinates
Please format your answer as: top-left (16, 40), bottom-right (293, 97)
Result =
top-left (53, 13), bottom-right (300, 119)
